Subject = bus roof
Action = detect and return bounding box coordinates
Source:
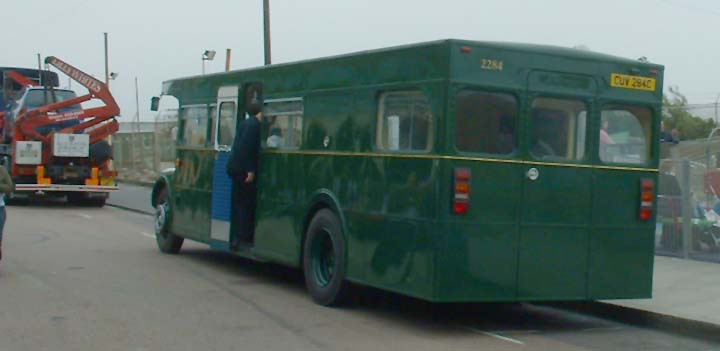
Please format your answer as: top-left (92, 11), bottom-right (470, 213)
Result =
top-left (163, 39), bottom-right (663, 87)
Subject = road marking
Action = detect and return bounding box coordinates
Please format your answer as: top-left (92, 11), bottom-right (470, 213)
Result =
top-left (140, 232), bottom-right (155, 239)
top-left (75, 213), bottom-right (92, 220)
top-left (460, 326), bottom-right (525, 345)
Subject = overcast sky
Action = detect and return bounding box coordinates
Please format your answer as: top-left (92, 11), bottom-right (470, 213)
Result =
top-left (3, 0), bottom-right (719, 121)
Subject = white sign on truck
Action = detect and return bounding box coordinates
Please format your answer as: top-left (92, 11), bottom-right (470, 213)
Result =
top-left (53, 133), bottom-right (90, 157)
top-left (15, 141), bottom-right (43, 165)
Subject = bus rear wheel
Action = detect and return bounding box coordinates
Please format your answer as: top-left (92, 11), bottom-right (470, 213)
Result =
top-left (154, 187), bottom-right (183, 254)
top-left (303, 209), bottom-right (350, 306)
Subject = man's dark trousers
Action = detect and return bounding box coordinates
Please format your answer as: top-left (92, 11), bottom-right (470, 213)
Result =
top-left (232, 173), bottom-right (257, 245)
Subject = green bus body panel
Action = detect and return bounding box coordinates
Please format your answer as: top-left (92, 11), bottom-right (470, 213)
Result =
top-left (171, 148), bottom-right (214, 242)
top-left (157, 39), bottom-right (663, 302)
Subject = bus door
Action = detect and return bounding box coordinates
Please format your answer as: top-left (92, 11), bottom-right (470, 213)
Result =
top-left (209, 86), bottom-right (239, 249)
top-left (518, 72), bottom-right (597, 299)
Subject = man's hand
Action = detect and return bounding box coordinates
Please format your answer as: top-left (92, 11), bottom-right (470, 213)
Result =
top-left (245, 172), bottom-right (255, 183)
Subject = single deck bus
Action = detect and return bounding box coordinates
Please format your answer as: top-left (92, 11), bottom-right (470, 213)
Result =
top-left (150, 40), bottom-right (663, 306)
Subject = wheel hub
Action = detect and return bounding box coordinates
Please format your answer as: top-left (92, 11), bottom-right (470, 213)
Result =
top-left (155, 202), bottom-right (168, 236)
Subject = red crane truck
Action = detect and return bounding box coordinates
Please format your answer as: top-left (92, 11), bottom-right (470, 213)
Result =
top-left (0, 57), bottom-right (120, 206)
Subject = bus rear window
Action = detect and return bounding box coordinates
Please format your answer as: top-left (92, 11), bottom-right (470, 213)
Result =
top-left (455, 90), bottom-right (517, 155)
top-left (600, 105), bottom-right (652, 165)
top-left (530, 98), bottom-right (587, 161)
top-left (376, 91), bottom-right (432, 152)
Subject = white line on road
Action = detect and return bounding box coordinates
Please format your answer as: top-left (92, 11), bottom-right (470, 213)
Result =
top-left (75, 213), bottom-right (92, 220)
top-left (140, 232), bottom-right (155, 239)
top-left (460, 326), bottom-right (526, 345)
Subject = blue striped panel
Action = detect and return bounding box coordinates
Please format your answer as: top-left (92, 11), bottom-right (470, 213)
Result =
top-left (211, 151), bottom-right (233, 221)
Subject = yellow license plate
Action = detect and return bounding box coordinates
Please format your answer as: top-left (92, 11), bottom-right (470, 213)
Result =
top-left (610, 73), bottom-right (656, 92)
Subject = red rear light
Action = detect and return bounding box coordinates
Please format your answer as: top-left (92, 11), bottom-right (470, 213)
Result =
top-left (639, 178), bottom-right (655, 221)
top-left (640, 208), bottom-right (653, 221)
top-left (453, 168), bottom-right (471, 214)
top-left (454, 202), bottom-right (469, 214)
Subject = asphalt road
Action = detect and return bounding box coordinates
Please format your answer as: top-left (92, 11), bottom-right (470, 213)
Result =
top-left (0, 204), bottom-right (717, 351)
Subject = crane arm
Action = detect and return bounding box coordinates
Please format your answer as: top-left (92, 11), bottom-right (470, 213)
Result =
top-left (15, 56), bottom-right (120, 143)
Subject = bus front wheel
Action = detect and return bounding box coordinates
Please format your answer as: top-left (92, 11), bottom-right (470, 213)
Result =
top-left (303, 209), bottom-right (350, 306)
top-left (154, 187), bottom-right (183, 254)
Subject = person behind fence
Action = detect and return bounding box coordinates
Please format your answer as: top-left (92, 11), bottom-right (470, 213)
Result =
top-left (0, 164), bottom-right (15, 262)
top-left (226, 109), bottom-right (262, 248)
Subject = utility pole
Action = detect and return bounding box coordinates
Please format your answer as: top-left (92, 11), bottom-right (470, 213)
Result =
top-left (104, 33), bottom-right (110, 87)
top-left (134, 77), bottom-right (141, 170)
top-left (263, 0), bottom-right (271, 65)
top-left (715, 93), bottom-right (720, 125)
top-left (37, 54), bottom-right (42, 85)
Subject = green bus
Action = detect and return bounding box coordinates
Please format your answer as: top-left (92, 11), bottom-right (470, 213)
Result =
top-left (150, 40), bottom-right (663, 306)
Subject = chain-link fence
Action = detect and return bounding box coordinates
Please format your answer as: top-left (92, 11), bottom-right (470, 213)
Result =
top-left (113, 110), bottom-right (177, 184)
top-left (657, 138), bottom-right (720, 262)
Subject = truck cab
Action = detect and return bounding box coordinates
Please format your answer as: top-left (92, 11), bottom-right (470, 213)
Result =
top-left (3, 86), bottom-right (81, 143)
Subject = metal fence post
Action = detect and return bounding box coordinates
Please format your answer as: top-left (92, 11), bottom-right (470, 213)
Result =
top-left (680, 159), bottom-right (692, 259)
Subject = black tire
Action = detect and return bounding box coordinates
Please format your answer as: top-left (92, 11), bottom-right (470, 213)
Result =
top-left (90, 140), bottom-right (113, 165)
top-left (67, 193), bottom-right (106, 207)
top-left (87, 198), bottom-right (106, 207)
top-left (67, 192), bottom-right (84, 205)
top-left (154, 187), bottom-right (183, 254)
top-left (303, 209), bottom-right (350, 306)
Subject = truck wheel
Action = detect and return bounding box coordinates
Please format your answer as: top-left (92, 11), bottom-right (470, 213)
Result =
top-left (67, 194), bottom-right (105, 207)
top-left (303, 209), bottom-right (350, 306)
top-left (87, 198), bottom-right (106, 207)
top-left (67, 193), bottom-right (84, 205)
top-left (154, 187), bottom-right (183, 254)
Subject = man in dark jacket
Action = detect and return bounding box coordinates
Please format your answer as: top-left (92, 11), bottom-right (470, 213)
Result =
top-left (226, 111), bottom-right (262, 247)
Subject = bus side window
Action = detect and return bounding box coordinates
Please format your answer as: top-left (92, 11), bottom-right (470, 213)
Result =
top-left (264, 99), bottom-right (303, 149)
top-left (376, 91), bottom-right (433, 152)
top-left (180, 105), bottom-right (209, 146)
top-left (217, 102), bottom-right (237, 149)
top-left (455, 90), bottom-right (518, 155)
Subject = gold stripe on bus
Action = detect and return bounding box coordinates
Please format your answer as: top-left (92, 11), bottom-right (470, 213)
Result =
top-left (262, 149), bottom-right (658, 172)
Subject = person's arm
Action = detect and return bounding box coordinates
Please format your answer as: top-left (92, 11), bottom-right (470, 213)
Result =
top-left (0, 166), bottom-right (14, 194)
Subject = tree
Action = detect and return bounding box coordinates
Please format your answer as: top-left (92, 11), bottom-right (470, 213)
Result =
top-left (663, 86), bottom-right (716, 140)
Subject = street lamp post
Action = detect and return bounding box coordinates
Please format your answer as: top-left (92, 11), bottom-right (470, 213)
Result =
top-left (202, 50), bottom-right (216, 74)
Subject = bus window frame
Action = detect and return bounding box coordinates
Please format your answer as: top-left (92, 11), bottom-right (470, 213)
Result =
top-left (596, 101), bottom-right (657, 167)
top-left (526, 93), bottom-right (594, 164)
top-left (450, 85), bottom-right (523, 159)
top-left (374, 89), bottom-right (435, 154)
